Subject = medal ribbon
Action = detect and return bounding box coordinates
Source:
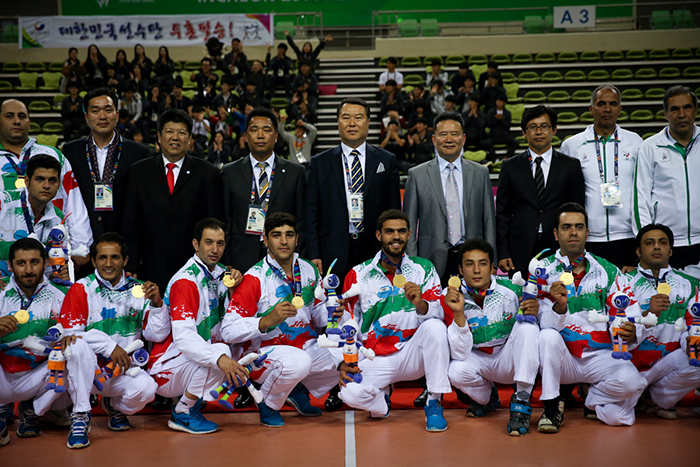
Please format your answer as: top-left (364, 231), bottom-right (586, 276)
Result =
top-left (561, 255), bottom-right (585, 274)
top-left (267, 257), bottom-right (302, 297)
top-left (594, 130), bottom-right (618, 182)
top-left (380, 251), bottom-right (403, 276)
top-left (96, 273), bottom-right (138, 292)
top-left (639, 269), bottom-right (670, 288)
top-left (15, 282), bottom-right (46, 310)
top-left (3, 146), bottom-right (32, 178)
top-left (20, 190), bottom-right (36, 235)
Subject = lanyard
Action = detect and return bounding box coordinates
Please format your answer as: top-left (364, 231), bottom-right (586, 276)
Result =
top-left (250, 163), bottom-right (275, 208)
top-left (294, 139), bottom-right (306, 151)
top-left (594, 130), bottom-right (618, 182)
top-left (2, 146), bottom-right (32, 177)
top-left (380, 251), bottom-right (403, 275)
top-left (639, 270), bottom-right (670, 287)
top-left (96, 274), bottom-right (138, 292)
top-left (266, 257), bottom-right (301, 296)
top-left (16, 283), bottom-right (46, 310)
top-left (86, 135), bottom-right (122, 184)
top-left (20, 190), bottom-right (36, 234)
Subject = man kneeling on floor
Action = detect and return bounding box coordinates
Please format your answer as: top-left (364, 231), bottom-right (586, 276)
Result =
top-left (444, 239), bottom-right (540, 436)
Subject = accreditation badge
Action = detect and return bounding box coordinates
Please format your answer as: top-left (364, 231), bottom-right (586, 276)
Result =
top-left (600, 182), bottom-right (622, 208)
top-left (295, 150), bottom-right (307, 164)
top-left (94, 184), bottom-right (114, 211)
top-left (245, 205), bottom-right (266, 235)
top-left (349, 194), bottom-right (364, 223)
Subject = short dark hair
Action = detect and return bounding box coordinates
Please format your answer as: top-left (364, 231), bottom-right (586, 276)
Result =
top-left (433, 111), bottom-right (465, 133)
top-left (412, 84), bottom-right (424, 91)
top-left (521, 105), bottom-right (558, 132)
top-left (387, 57), bottom-right (398, 65)
top-left (377, 209), bottom-right (410, 231)
top-left (277, 43), bottom-right (288, 51)
top-left (83, 87), bottom-right (119, 111)
top-left (220, 76), bottom-right (234, 87)
top-left (336, 97), bottom-right (371, 121)
top-left (414, 99), bottom-right (427, 111)
top-left (264, 212), bottom-right (296, 235)
top-left (66, 80), bottom-right (80, 90)
top-left (9, 237), bottom-right (47, 263)
top-left (118, 108), bottom-right (130, 120)
top-left (557, 202), bottom-right (588, 229)
top-left (458, 238), bottom-right (494, 265)
top-left (636, 223), bottom-right (674, 249)
top-left (385, 79), bottom-right (397, 87)
top-left (91, 232), bottom-right (129, 259)
top-left (433, 79), bottom-right (444, 88)
top-left (464, 72), bottom-right (476, 82)
top-left (201, 57), bottom-right (212, 65)
top-left (158, 108), bottom-right (193, 134)
top-left (194, 218), bottom-right (227, 242)
top-left (232, 37), bottom-right (241, 43)
top-left (416, 116), bottom-right (430, 126)
top-left (488, 71), bottom-right (502, 82)
top-left (299, 60), bottom-right (311, 68)
top-left (246, 107), bottom-right (279, 132)
top-left (663, 85), bottom-right (698, 112)
top-left (431, 58), bottom-right (442, 67)
top-left (173, 77), bottom-right (183, 89)
top-left (445, 95), bottom-right (458, 104)
top-left (487, 61), bottom-right (499, 69)
top-left (26, 154), bottom-right (61, 180)
top-left (458, 62), bottom-right (468, 70)
top-left (496, 92), bottom-right (508, 103)
top-left (388, 119), bottom-right (399, 127)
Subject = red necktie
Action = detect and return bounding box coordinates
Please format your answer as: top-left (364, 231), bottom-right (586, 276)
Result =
top-left (166, 163), bottom-right (176, 194)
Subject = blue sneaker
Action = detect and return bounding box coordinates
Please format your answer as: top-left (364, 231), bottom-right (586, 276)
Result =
top-left (258, 401), bottom-right (284, 427)
top-left (100, 397), bottom-right (131, 431)
top-left (0, 404), bottom-right (14, 425)
top-left (286, 385), bottom-right (322, 417)
top-left (167, 399), bottom-right (218, 434)
top-left (370, 394), bottom-right (392, 419)
top-left (0, 418), bottom-right (9, 446)
top-left (67, 412), bottom-right (91, 449)
top-left (16, 400), bottom-right (41, 438)
top-left (425, 399), bottom-right (447, 432)
top-left (507, 394), bottom-right (532, 436)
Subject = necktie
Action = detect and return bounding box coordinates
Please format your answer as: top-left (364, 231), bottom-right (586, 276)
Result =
top-left (534, 156), bottom-right (545, 202)
top-left (349, 149), bottom-right (364, 232)
top-left (257, 161), bottom-right (269, 203)
top-left (166, 163), bottom-right (176, 194)
top-left (446, 163), bottom-right (461, 246)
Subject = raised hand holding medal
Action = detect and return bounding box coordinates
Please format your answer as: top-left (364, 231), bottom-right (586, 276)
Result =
top-left (14, 309), bottom-right (29, 325)
top-left (657, 282), bottom-right (671, 296)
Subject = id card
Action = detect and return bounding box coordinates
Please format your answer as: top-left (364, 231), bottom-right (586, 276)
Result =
top-left (277, 69), bottom-right (284, 77)
top-left (245, 205), bottom-right (266, 235)
top-left (295, 151), bottom-right (307, 164)
top-left (601, 182), bottom-right (622, 208)
top-left (94, 184), bottom-right (114, 211)
top-left (349, 194), bottom-right (364, 222)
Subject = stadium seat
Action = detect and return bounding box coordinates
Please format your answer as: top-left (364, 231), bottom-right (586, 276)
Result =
top-left (517, 71), bottom-right (539, 83)
top-left (523, 91), bottom-right (546, 103)
top-left (572, 90), bottom-right (592, 102)
top-left (642, 132), bottom-right (656, 140)
top-left (378, 57), bottom-right (389, 67)
top-left (180, 73), bottom-right (196, 90)
top-left (35, 134), bottom-right (59, 147)
top-left (53, 94), bottom-right (67, 111)
top-left (579, 111), bottom-right (594, 123)
top-left (618, 110), bottom-right (629, 122)
top-left (635, 68), bottom-right (657, 79)
top-left (39, 72), bottom-right (62, 91)
top-left (580, 51), bottom-right (601, 62)
top-left (270, 97), bottom-right (289, 109)
top-left (48, 62), bottom-right (64, 72)
top-left (401, 56), bottom-right (422, 67)
top-left (557, 52), bottom-right (578, 63)
top-left (603, 51), bottom-right (624, 61)
top-left (544, 14), bottom-right (563, 34)
top-left (649, 48), bottom-right (670, 60)
top-left (557, 112), bottom-right (579, 124)
top-left (541, 71), bottom-right (562, 82)
top-left (587, 70), bottom-right (610, 81)
top-left (512, 53), bottom-right (533, 64)
top-left (651, 11), bottom-right (673, 29)
top-left (423, 56), bottom-right (443, 66)
top-left (625, 49), bottom-right (647, 60)
top-left (611, 69), bottom-right (633, 80)
top-left (672, 10), bottom-right (693, 29)
top-left (445, 55), bottom-right (466, 65)
top-left (28, 100), bottom-right (51, 112)
top-left (655, 109), bottom-right (666, 121)
top-left (503, 82), bottom-right (520, 102)
top-left (2, 62), bottom-right (23, 73)
top-left (697, 49), bottom-right (700, 58)
top-left (42, 122), bottom-right (63, 134)
top-left (25, 62), bottom-right (46, 72)
top-left (630, 109), bottom-right (654, 121)
top-left (471, 64), bottom-right (487, 80)
top-left (620, 88), bottom-right (643, 100)
top-left (403, 74), bottom-right (425, 86)
top-left (644, 88), bottom-right (666, 100)
top-left (515, 135), bottom-right (528, 148)
top-left (505, 104), bottom-right (525, 125)
top-left (29, 122), bottom-right (41, 134)
top-left (181, 90), bottom-right (196, 100)
top-left (463, 150), bottom-right (487, 162)
top-left (17, 72), bottom-right (39, 91)
top-left (535, 53), bottom-right (555, 63)
top-left (275, 21), bottom-right (294, 40)
top-left (213, 70), bottom-right (224, 80)
top-left (184, 60), bottom-right (202, 71)
top-left (548, 90), bottom-right (570, 102)
top-left (523, 16), bottom-right (545, 34)
top-left (683, 67), bottom-right (700, 78)
top-left (500, 72), bottom-right (516, 83)
top-left (174, 61), bottom-right (182, 71)
top-left (0, 80), bottom-right (13, 91)
top-left (420, 19), bottom-right (439, 37)
top-left (658, 67), bottom-right (681, 78)
top-left (551, 135), bottom-right (561, 147)
top-left (564, 70), bottom-right (586, 82)
top-left (490, 54), bottom-right (510, 65)
top-left (672, 48), bottom-right (693, 59)
top-left (468, 54), bottom-right (488, 65)
top-left (400, 19), bottom-right (419, 38)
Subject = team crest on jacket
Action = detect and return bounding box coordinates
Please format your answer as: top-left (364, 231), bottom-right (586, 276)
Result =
top-left (580, 153), bottom-right (589, 163)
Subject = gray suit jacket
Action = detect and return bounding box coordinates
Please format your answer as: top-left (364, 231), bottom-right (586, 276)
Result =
top-left (403, 157), bottom-right (496, 276)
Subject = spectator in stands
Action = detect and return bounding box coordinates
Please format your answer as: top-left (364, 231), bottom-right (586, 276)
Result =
top-left (265, 43), bottom-right (293, 99)
top-left (407, 99), bottom-right (432, 133)
top-left (426, 59), bottom-right (448, 89)
top-left (429, 80), bottom-right (452, 116)
top-left (81, 44), bottom-right (109, 91)
top-left (478, 61), bottom-right (499, 92)
top-left (231, 133), bottom-right (249, 161)
top-left (113, 49), bottom-right (131, 80)
top-left (142, 84), bottom-right (166, 144)
top-left (133, 128), bottom-right (145, 145)
top-left (455, 71), bottom-right (479, 113)
top-left (153, 45), bottom-right (176, 90)
top-left (210, 106), bottom-right (240, 147)
top-left (116, 108), bottom-right (137, 140)
top-left (191, 57), bottom-right (219, 102)
top-left (380, 79), bottom-right (404, 117)
top-left (131, 43), bottom-right (153, 80)
top-left (119, 81), bottom-right (143, 128)
top-left (407, 117), bottom-right (434, 165)
top-left (191, 106), bottom-right (211, 147)
top-left (451, 62), bottom-right (470, 94)
top-left (171, 78), bottom-right (193, 115)
top-left (207, 130), bottom-right (232, 169)
top-left (380, 106), bottom-right (407, 140)
top-left (380, 119), bottom-right (408, 172)
top-left (241, 76), bottom-right (266, 109)
top-left (60, 47), bottom-right (82, 93)
top-left (130, 63), bottom-right (149, 98)
top-left (285, 30), bottom-right (333, 71)
top-left (105, 65), bottom-right (123, 94)
top-left (278, 112), bottom-right (317, 166)
top-left (481, 71), bottom-right (504, 113)
top-left (223, 37), bottom-right (249, 80)
top-left (379, 56), bottom-right (404, 93)
top-left (205, 37), bottom-right (225, 70)
top-left (187, 137), bottom-right (206, 159)
top-left (404, 83), bottom-right (426, 118)
top-left (61, 81), bottom-right (88, 142)
top-left (289, 100), bottom-right (316, 125)
top-left (485, 93), bottom-right (518, 161)
top-left (462, 99), bottom-right (493, 158)
top-left (247, 59), bottom-right (268, 97)
top-left (214, 76), bottom-right (240, 111)
top-left (444, 95), bottom-right (458, 113)
top-left (291, 60), bottom-right (319, 111)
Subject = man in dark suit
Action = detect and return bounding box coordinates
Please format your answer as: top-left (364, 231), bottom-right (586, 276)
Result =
top-left (496, 105), bottom-right (585, 276)
top-left (306, 97), bottom-right (401, 281)
top-left (222, 108), bottom-right (306, 273)
top-left (122, 108), bottom-right (223, 291)
top-left (63, 88), bottom-right (149, 243)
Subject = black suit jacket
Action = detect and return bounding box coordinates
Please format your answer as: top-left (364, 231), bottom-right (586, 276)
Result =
top-left (63, 137), bottom-right (150, 239)
top-left (222, 155), bottom-right (306, 272)
top-left (496, 149), bottom-right (585, 275)
top-left (306, 144), bottom-right (401, 277)
top-left (122, 155), bottom-right (223, 291)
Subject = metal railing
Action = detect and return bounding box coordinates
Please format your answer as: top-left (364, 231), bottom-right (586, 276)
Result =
top-left (273, 11), bottom-right (323, 40)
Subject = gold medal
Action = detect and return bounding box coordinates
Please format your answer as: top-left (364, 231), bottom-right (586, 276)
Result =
top-left (448, 276), bottom-right (461, 288)
top-left (15, 309), bottom-right (29, 325)
top-left (223, 274), bottom-right (236, 288)
top-left (15, 178), bottom-right (26, 189)
top-left (560, 272), bottom-right (574, 286)
top-left (292, 296), bottom-right (304, 309)
top-left (393, 274), bottom-right (406, 288)
top-left (131, 285), bottom-right (145, 299)
top-left (657, 282), bottom-right (671, 296)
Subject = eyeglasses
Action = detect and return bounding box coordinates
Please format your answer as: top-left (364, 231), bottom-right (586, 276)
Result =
top-left (526, 124), bottom-right (551, 132)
